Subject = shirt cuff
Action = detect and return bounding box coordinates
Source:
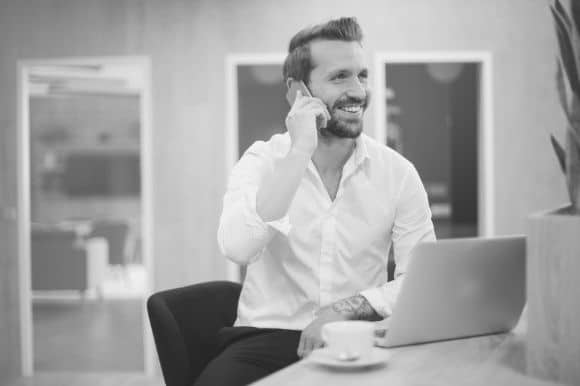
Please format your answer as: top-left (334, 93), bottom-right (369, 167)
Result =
top-left (244, 186), bottom-right (292, 237)
top-left (359, 285), bottom-right (397, 319)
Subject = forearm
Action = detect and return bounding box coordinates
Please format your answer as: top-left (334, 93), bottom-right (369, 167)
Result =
top-left (331, 294), bottom-right (383, 322)
top-left (256, 147), bottom-right (311, 222)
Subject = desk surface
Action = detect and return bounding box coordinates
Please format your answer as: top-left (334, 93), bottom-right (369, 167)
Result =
top-left (253, 316), bottom-right (563, 386)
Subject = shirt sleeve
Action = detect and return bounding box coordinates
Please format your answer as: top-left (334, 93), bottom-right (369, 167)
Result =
top-left (359, 163), bottom-right (436, 318)
top-left (217, 141), bottom-right (292, 265)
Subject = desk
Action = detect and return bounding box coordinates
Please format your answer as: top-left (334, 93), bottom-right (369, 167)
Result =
top-left (253, 318), bottom-right (564, 386)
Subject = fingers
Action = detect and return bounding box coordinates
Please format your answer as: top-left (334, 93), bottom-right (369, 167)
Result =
top-left (297, 333), bottom-right (325, 358)
top-left (297, 333), bottom-right (305, 358)
top-left (288, 102), bottom-right (330, 130)
top-left (307, 99), bottom-right (331, 125)
top-left (290, 89), bottom-right (308, 110)
top-left (291, 95), bottom-right (330, 118)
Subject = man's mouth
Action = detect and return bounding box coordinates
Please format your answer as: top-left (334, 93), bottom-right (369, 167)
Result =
top-left (336, 104), bottom-right (364, 116)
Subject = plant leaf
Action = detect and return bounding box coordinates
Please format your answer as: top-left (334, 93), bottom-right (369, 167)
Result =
top-left (565, 128), bottom-right (580, 211)
top-left (567, 0), bottom-right (580, 87)
top-left (551, 134), bottom-right (567, 173)
top-left (551, 4), bottom-right (580, 98)
top-left (554, 0), bottom-right (572, 31)
top-left (567, 94), bottom-right (580, 153)
top-left (571, 0), bottom-right (580, 38)
top-left (556, 59), bottom-right (571, 119)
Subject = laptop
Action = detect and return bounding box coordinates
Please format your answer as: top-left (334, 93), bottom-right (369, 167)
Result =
top-left (376, 235), bottom-right (526, 348)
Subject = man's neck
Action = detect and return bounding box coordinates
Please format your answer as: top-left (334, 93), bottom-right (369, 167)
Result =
top-left (312, 135), bottom-right (357, 175)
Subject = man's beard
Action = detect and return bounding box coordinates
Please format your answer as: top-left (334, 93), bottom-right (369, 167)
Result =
top-left (320, 115), bottom-right (364, 138)
top-left (319, 94), bottom-right (370, 139)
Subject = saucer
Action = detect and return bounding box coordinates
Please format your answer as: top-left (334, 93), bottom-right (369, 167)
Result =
top-left (308, 347), bottom-right (390, 368)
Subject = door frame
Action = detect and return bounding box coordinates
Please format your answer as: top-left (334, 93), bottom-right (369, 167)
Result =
top-left (17, 56), bottom-right (155, 375)
top-left (373, 51), bottom-right (494, 236)
top-left (224, 53), bottom-right (286, 283)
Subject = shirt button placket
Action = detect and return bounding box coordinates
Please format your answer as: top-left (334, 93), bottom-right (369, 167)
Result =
top-left (319, 215), bottom-right (335, 306)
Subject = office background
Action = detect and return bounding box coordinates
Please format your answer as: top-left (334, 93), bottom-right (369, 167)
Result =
top-left (0, 0), bottom-right (567, 382)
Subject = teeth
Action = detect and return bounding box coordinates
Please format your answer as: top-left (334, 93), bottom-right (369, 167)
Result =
top-left (340, 105), bottom-right (361, 113)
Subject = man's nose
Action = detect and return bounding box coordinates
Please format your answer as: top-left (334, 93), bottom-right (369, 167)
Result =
top-left (346, 78), bottom-right (367, 100)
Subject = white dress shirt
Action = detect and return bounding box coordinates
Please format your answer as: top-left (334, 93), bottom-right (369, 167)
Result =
top-left (218, 132), bottom-right (435, 330)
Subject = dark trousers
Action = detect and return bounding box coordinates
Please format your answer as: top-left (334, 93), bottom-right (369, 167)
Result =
top-left (193, 326), bottom-right (301, 386)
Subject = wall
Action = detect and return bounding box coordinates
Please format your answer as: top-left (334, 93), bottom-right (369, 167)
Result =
top-left (0, 0), bottom-right (566, 379)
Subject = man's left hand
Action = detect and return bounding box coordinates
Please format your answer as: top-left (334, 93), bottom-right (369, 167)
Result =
top-left (297, 294), bottom-right (383, 358)
top-left (296, 306), bottom-right (348, 358)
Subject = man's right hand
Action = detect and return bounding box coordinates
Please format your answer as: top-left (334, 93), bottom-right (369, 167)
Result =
top-left (285, 90), bottom-right (331, 155)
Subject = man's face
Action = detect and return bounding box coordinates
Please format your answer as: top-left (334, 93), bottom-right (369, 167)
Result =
top-left (307, 40), bottom-right (371, 139)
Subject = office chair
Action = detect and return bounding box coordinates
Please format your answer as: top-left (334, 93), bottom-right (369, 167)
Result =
top-left (147, 281), bottom-right (241, 386)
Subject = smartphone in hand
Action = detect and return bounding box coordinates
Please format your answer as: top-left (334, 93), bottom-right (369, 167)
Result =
top-left (285, 80), bottom-right (329, 129)
top-left (285, 80), bottom-right (313, 105)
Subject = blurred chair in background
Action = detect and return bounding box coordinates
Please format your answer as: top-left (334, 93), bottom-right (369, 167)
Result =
top-left (89, 219), bottom-right (131, 267)
top-left (31, 226), bottom-right (108, 297)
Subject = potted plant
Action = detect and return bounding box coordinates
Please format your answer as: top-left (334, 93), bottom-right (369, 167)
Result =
top-left (526, 0), bottom-right (580, 384)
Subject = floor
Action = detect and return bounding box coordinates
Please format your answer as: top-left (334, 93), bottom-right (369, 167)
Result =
top-left (32, 264), bottom-right (147, 372)
top-left (33, 299), bottom-right (144, 372)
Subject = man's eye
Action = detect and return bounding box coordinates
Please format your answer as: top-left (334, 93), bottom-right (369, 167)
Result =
top-left (333, 73), bottom-right (348, 80)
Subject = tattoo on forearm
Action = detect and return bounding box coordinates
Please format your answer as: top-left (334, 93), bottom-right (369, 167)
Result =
top-left (331, 295), bottom-right (382, 321)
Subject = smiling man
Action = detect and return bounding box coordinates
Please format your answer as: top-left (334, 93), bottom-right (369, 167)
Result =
top-left (204, 17), bottom-right (435, 386)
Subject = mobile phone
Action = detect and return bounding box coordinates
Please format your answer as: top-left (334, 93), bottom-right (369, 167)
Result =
top-left (285, 80), bottom-right (329, 129)
top-left (285, 80), bottom-right (312, 105)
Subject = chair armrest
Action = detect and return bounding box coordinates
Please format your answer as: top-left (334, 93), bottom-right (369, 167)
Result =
top-left (147, 281), bottom-right (241, 386)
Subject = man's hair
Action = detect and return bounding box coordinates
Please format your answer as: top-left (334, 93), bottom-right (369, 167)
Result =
top-left (282, 17), bottom-right (363, 85)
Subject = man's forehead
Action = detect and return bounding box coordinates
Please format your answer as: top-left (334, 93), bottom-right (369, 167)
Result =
top-left (309, 40), bottom-right (367, 72)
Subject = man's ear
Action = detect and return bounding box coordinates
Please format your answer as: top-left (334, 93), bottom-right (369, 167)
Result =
top-left (286, 77), bottom-right (295, 90)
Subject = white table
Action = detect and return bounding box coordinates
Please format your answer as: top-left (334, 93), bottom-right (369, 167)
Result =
top-left (253, 318), bottom-right (563, 386)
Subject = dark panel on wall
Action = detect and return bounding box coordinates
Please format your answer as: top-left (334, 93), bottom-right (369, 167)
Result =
top-left (385, 63), bottom-right (451, 186)
top-left (237, 65), bottom-right (286, 157)
top-left (450, 63), bottom-right (479, 224)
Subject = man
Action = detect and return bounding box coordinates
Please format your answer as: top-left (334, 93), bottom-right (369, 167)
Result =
top-left (200, 17), bottom-right (435, 386)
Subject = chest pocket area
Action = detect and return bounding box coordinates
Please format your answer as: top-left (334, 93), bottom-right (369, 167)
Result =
top-left (335, 177), bottom-right (394, 259)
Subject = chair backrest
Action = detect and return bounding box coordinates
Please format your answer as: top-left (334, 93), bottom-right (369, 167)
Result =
top-left (147, 281), bottom-right (241, 386)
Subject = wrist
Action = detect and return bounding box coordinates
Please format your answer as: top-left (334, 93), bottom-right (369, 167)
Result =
top-left (288, 144), bottom-right (315, 159)
top-left (330, 295), bottom-right (383, 322)
top-left (329, 304), bottom-right (356, 320)
top-left (317, 305), bottom-right (351, 321)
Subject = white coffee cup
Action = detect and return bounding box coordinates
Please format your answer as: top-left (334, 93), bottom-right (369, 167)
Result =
top-left (321, 321), bottom-right (375, 360)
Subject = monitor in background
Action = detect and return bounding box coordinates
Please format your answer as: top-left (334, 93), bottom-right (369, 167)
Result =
top-left (63, 152), bottom-right (140, 197)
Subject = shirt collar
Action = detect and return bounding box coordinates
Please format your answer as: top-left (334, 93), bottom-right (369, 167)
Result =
top-left (354, 133), bottom-right (370, 167)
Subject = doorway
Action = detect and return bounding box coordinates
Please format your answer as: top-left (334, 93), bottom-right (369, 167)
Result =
top-left (17, 57), bottom-right (154, 375)
top-left (373, 52), bottom-right (494, 238)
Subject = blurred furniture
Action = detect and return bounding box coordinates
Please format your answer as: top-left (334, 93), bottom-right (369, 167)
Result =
top-left (56, 219), bottom-right (94, 237)
top-left (147, 281), bottom-right (242, 386)
top-left (31, 226), bottom-right (108, 295)
top-left (89, 219), bottom-right (131, 266)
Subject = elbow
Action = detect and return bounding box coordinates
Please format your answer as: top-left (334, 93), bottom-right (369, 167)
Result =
top-left (220, 243), bottom-right (251, 266)
top-left (217, 224), bottom-right (259, 265)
